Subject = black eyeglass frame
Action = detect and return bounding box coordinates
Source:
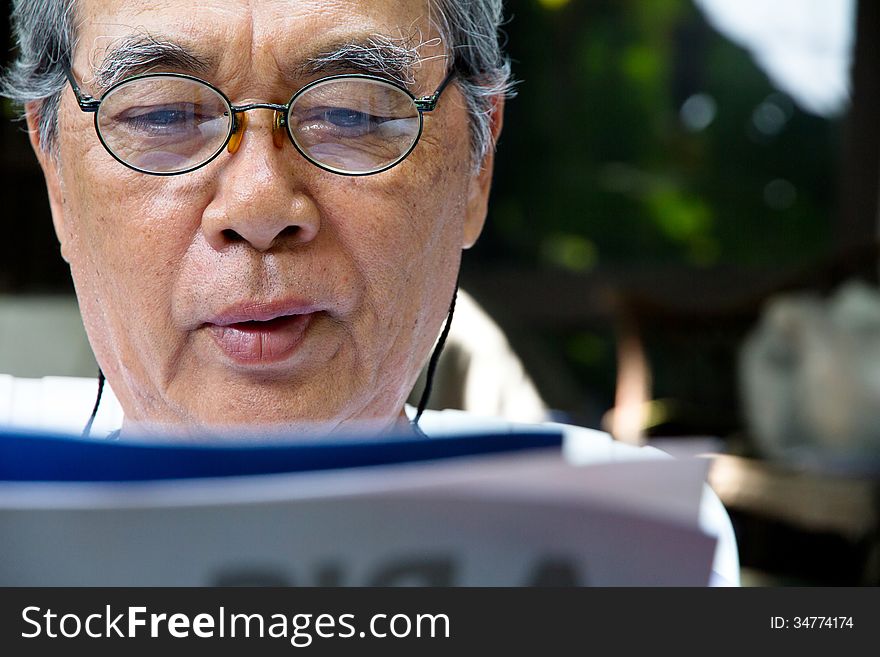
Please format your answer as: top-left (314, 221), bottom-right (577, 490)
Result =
top-left (63, 65), bottom-right (457, 177)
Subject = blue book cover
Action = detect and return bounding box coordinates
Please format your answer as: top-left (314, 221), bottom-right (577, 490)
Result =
top-left (0, 426), bottom-right (563, 482)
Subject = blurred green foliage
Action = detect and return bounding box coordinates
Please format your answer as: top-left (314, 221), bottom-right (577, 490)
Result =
top-left (482, 0), bottom-right (839, 271)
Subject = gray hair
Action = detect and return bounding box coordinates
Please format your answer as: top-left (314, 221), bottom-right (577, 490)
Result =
top-left (1, 0), bottom-right (513, 169)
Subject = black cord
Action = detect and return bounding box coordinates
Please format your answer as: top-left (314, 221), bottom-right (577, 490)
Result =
top-left (413, 279), bottom-right (459, 427)
top-left (82, 368), bottom-right (105, 438)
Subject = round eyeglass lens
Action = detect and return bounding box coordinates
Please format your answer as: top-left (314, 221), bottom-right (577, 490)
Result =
top-left (96, 76), bottom-right (232, 174)
top-left (287, 77), bottom-right (422, 174)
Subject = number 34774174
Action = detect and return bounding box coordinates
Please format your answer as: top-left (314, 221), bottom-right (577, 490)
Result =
top-left (771, 617), bottom-right (854, 629)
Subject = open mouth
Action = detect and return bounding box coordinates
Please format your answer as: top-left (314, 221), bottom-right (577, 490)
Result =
top-left (228, 315), bottom-right (303, 331)
top-left (207, 313), bottom-right (315, 363)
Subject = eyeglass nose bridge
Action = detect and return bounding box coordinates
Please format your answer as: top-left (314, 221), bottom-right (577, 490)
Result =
top-left (227, 102), bottom-right (289, 154)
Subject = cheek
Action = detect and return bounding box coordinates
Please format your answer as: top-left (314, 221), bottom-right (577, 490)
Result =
top-left (324, 162), bottom-right (466, 307)
top-left (61, 159), bottom-right (213, 342)
top-left (309, 160), bottom-right (468, 391)
top-left (64, 157), bottom-right (208, 271)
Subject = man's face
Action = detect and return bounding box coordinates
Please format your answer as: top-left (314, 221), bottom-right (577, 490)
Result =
top-left (31, 0), bottom-right (498, 435)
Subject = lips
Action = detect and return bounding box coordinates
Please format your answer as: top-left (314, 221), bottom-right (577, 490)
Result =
top-left (204, 301), bottom-right (320, 364)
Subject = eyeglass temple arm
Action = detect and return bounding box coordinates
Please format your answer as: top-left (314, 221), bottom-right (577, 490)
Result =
top-left (62, 65), bottom-right (100, 113)
top-left (414, 70), bottom-right (456, 112)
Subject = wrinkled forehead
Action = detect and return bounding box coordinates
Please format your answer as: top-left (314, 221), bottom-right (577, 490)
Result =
top-left (74, 0), bottom-right (444, 91)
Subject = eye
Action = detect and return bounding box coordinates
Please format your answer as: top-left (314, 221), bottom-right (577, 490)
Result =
top-left (134, 108), bottom-right (192, 126)
top-left (118, 104), bottom-right (217, 135)
top-left (320, 107), bottom-right (380, 131)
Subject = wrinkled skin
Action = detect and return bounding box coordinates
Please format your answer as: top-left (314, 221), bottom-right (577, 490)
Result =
top-left (28, 0), bottom-right (502, 437)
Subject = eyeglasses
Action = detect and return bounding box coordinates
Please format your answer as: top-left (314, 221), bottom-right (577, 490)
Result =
top-left (63, 66), bottom-right (456, 176)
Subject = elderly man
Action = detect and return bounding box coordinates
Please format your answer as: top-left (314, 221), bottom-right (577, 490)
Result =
top-left (2, 0), bottom-right (739, 585)
top-left (4, 0), bottom-right (510, 438)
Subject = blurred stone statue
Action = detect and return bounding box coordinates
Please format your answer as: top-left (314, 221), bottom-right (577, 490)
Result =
top-left (740, 279), bottom-right (880, 463)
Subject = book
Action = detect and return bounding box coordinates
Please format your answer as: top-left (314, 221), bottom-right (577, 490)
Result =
top-left (0, 426), bottom-right (716, 586)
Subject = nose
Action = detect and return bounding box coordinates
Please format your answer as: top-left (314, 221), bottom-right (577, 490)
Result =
top-left (201, 112), bottom-right (320, 253)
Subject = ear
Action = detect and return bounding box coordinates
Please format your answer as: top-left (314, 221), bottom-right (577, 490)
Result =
top-left (25, 101), bottom-right (70, 262)
top-left (462, 94), bottom-right (505, 249)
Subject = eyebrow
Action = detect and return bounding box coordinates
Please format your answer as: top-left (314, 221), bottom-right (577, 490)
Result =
top-left (91, 34), bottom-right (217, 91)
top-left (89, 31), bottom-right (438, 93)
top-left (296, 34), bottom-right (431, 86)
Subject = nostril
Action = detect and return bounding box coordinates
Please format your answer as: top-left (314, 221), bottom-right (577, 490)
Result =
top-left (222, 229), bottom-right (244, 242)
top-left (216, 225), bottom-right (304, 250)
